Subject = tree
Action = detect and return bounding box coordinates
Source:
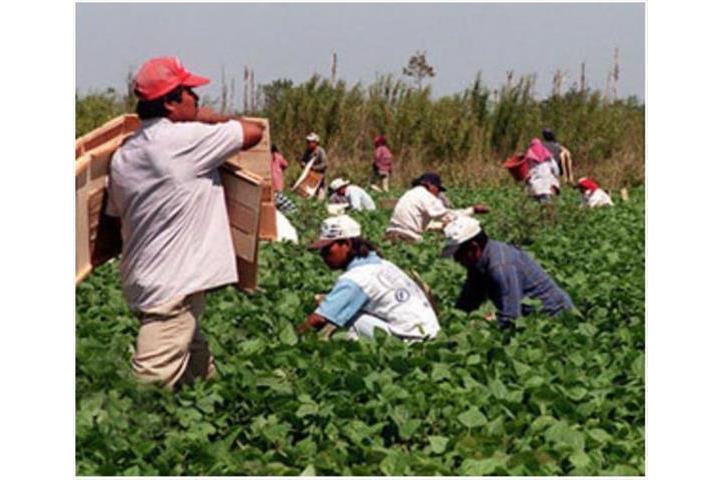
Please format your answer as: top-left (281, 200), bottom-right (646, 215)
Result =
top-left (402, 50), bottom-right (436, 89)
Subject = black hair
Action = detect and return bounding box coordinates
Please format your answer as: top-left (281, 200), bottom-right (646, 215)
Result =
top-left (271, 144), bottom-right (279, 153)
top-left (454, 230), bottom-right (489, 261)
top-left (348, 237), bottom-right (383, 260)
top-left (469, 230), bottom-right (489, 250)
top-left (542, 128), bottom-right (557, 142)
top-left (135, 85), bottom-right (185, 120)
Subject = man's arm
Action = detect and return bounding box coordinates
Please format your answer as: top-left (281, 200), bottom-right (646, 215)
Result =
top-left (489, 265), bottom-right (523, 328)
top-left (455, 270), bottom-right (488, 313)
top-left (297, 312), bottom-right (328, 334)
top-left (311, 148), bottom-right (328, 172)
top-left (195, 107), bottom-right (265, 150)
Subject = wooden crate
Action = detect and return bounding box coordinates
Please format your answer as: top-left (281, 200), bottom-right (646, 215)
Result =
top-left (224, 117), bottom-right (276, 240)
top-left (292, 170), bottom-right (324, 198)
top-left (75, 114), bottom-right (267, 292)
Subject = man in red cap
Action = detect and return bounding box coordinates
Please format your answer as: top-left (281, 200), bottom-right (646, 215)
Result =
top-left (106, 56), bottom-right (265, 390)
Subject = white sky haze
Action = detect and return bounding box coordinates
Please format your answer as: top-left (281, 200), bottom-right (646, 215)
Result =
top-left (75, 2), bottom-right (645, 102)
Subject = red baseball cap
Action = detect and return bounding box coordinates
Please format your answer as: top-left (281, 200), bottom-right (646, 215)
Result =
top-left (576, 177), bottom-right (600, 192)
top-left (133, 56), bottom-right (210, 101)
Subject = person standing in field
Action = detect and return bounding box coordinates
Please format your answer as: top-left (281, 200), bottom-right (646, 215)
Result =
top-left (329, 178), bottom-right (377, 211)
top-left (299, 132), bottom-right (328, 200)
top-left (105, 56), bottom-right (265, 390)
top-left (297, 215), bottom-right (440, 341)
top-left (369, 135), bottom-right (393, 192)
top-left (441, 216), bottom-right (575, 329)
top-left (384, 172), bottom-right (490, 243)
top-left (541, 128), bottom-right (574, 184)
top-left (576, 177), bottom-right (614, 208)
top-left (271, 144), bottom-right (298, 215)
top-left (524, 138), bottom-right (561, 203)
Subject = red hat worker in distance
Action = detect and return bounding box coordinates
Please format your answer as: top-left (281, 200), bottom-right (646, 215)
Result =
top-left (133, 56), bottom-right (210, 101)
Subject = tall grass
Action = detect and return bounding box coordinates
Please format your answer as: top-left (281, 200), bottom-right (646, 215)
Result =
top-left (75, 73), bottom-right (644, 189)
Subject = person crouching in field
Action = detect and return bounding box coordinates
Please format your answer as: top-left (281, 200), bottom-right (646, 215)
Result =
top-left (576, 177), bottom-right (614, 208)
top-left (441, 216), bottom-right (575, 329)
top-left (369, 135), bottom-right (393, 192)
top-left (297, 215), bottom-right (440, 341)
top-left (329, 178), bottom-right (376, 211)
top-left (384, 172), bottom-right (490, 243)
top-left (525, 138), bottom-right (561, 203)
top-left (106, 56), bottom-right (265, 390)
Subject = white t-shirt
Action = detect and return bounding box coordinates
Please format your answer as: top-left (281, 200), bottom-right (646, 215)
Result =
top-left (345, 185), bottom-right (376, 211)
top-left (106, 117), bottom-right (244, 311)
top-left (583, 188), bottom-right (614, 208)
top-left (385, 186), bottom-right (451, 241)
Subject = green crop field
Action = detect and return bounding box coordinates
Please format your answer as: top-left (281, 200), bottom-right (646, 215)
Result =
top-left (75, 186), bottom-right (644, 475)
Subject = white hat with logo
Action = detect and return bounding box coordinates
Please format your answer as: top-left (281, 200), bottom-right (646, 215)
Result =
top-left (441, 216), bottom-right (482, 257)
top-left (309, 215), bottom-right (362, 249)
top-left (306, 132), bottom-right (320, 142)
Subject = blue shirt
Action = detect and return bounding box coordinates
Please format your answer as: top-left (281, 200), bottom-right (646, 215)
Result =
top-left (315, 253), bottom-right (382, 327)
top-left (456, 240), bottom-right (574, 326)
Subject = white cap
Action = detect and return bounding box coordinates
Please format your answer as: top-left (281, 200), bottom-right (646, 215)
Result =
top-left (309, 215), bottom-right (362, 249)
top-left (329, 178), bottom-right (351, 191)
top-left (441, 216), bottom-right (482, 257)
top-left (306, 132), bottom-right (320, 142)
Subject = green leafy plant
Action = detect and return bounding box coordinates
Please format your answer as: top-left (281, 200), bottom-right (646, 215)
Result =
top-left (76, 187), bottom-right (644, 475)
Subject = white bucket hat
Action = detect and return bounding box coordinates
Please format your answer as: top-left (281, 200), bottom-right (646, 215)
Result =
top-left (309, 215), bottom-right (362, 249)
top-left (306, 132), bottom-right (320, 142)
top-left (329, 178), bottom-right (351, 192)
top-left (441, 216), bottom-right (482, 257)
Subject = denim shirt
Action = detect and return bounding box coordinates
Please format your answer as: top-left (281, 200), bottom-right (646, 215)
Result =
top-left (455, 240), bottom-right (574, 326)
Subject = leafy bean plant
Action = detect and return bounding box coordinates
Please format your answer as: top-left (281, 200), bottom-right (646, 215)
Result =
top-left (76, 187), bottom-right (644, 475)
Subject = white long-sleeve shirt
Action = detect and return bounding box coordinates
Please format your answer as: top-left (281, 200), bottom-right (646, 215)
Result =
top-left (582, 188), bottom-right (614, 208)
top-left (385, 186), bottom-right (473, 241)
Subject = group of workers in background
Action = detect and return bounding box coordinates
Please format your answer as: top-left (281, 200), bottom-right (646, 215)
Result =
top-left (105, 56), bottom-right (616, 390)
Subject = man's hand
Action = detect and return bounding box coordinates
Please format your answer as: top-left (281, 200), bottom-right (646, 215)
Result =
top-left (473, 204), bottom-right (491, 214)
top-left (297, 313), bottom-right (328, 334)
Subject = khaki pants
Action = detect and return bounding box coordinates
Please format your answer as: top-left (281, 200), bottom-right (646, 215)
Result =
top-left (133, 292), bottom-right (216, 390)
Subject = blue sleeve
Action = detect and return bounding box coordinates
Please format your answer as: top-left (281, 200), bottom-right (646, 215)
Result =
top-left (489, 265), bottom-right (522, 326)
top-left (315, 279), bottom-right (369, 327)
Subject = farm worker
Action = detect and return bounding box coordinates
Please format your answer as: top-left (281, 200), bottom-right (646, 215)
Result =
top-left (329, 178), bottom-right (377, 211)
top-left (369, 135), bottom-right (393, 192)
top-left (297, 215), bottom-right (440, 340)
top-left (541, 128), bottom-right (574, 184)
top-left (576, 177), bottom-right (614, 208)
top-left (524, 138), bottom-right (561, 203)
top-left (441, 216), bottom-right (575, 329)
top-left (271, 144), bottom-right (298, 215)
top-left (271, 144), bottom-right (289, 192)
top-left (105, 56), bottom-right (265, 390)
top-left (300, 132), bottom-right (328, 200)
top-left (384, 172), bottom-right (490, 243)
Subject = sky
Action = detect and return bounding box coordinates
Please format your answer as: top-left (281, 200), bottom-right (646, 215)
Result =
top-left (75, 2), bottom-right (645, 104)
